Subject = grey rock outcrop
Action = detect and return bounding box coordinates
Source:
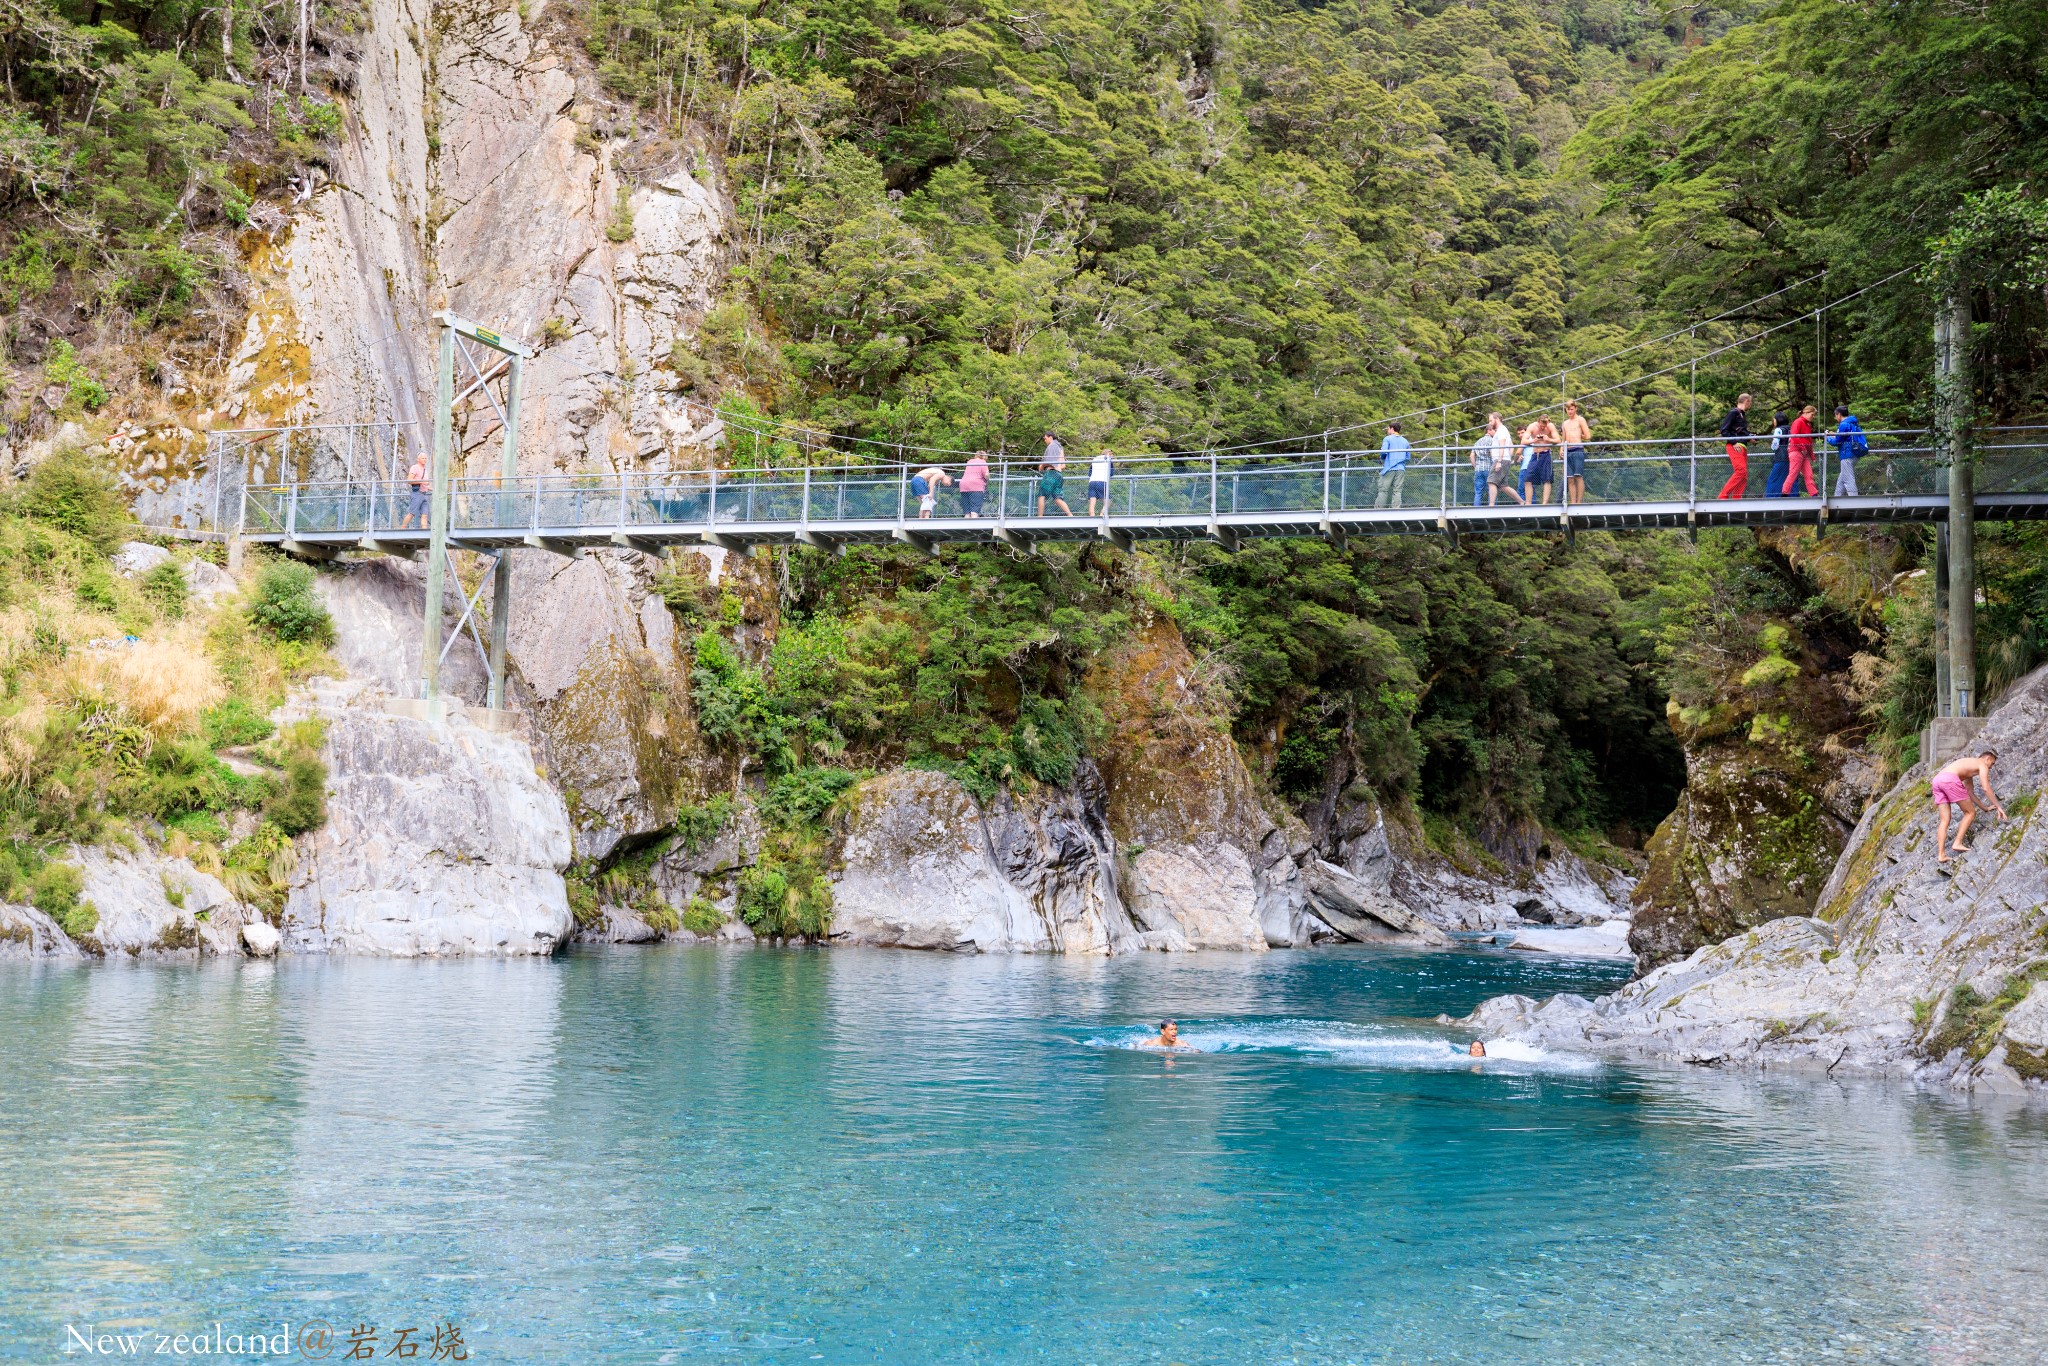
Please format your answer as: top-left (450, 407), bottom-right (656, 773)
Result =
top-left (71, 847), bottom-right (252, 956)
top-left (832, 770), bottom-right (1059, 953)
top-left (1313, 779), bottom-right (1633, 934)
top-left (315, 557), bottom-right (488, 705)
top-left (1302, 859), bottom-right (1450, 945)
top-left (0, 903), bottom-right (84, 959)
top-left (830, 766), bottom-right (1269, 954)
top-left (1456, 662), bottom-right (2048, 1091)
top-left (282, 682), bottom-right (574, 956)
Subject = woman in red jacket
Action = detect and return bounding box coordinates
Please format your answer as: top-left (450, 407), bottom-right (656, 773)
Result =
top-left (1782, 403), bottom-right (1818, 496)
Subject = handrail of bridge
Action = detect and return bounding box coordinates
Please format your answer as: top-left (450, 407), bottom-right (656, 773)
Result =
top-left (233, 429), bottom-right (2048, 542)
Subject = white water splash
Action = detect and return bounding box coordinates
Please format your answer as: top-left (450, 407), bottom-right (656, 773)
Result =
top-left (1083, 1019), bottom-right (1599, 1072)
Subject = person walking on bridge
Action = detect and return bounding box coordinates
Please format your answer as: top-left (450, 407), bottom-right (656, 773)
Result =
top-left (1037, 433), bottom-right (1072, 517)
top-left (1482, 413), bottom-right (1522, 507)
top-left (1087, 450), bottom-right (1113, 516)
top-left (1375, 422), bottom-right (1411, 508)
top-left (1560, 401), bottom-right (1592, 506)
top-left (1765, 411), bottom-right (1792, 499)
top-left (1782, 404), bottom-right (1818, 496)
top-left (1828, 405), bottom-right (1867, 496)
top-left (1717, 394), bottom-right (1754, 499)
top-left (399, 444), bottom-right (431, 529)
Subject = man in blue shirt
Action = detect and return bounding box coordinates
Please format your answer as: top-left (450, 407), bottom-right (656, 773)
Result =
top-left (1376, 421), bottom-right (1412, 508)
top-left (1828, 405), bottom-right (1868, 496)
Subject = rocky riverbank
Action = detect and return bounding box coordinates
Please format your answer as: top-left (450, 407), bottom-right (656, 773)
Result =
top-left (1457, 662), bottom-right (2048, 1094)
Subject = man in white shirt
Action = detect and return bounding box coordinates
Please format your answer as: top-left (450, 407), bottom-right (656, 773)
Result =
top-left (1086, 451), bottom-right (1113, 516)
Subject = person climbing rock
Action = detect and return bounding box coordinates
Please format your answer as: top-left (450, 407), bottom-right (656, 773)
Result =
top-left (1933, 748), bottom-right (2006, 864)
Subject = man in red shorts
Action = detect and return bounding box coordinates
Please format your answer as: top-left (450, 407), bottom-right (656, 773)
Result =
top-left (1932, 748), bottom-right (2005, 864)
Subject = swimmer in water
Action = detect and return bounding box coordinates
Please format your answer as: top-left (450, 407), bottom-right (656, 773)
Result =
top-left (1143, 1020), bottom-right (1183, 1050)
top-left (1469, 1040), bottom-right (1487, 1058)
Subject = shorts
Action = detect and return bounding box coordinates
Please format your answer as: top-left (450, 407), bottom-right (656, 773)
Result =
top-left (1087, 480), bottom-right (1107, 501)
top-left (910, 476), bottom-right (930, 497)
top-left (1931, 774), bottom-right (1971, 806)
top-left (406, 488), bottom-right (430, 518)
top-left (1565, 446), bottom-right (1586, 477)
top-left (1038, 471), bottom-right (1064, 499)
top-left (1526, 450), bottom-right (1554, 485)
top-left (918, 493), bottom-right (935, 514)
top-left (1487, 460), bottom-right (1516, 488)
top-left (961, 489), bottom-right (986, 515)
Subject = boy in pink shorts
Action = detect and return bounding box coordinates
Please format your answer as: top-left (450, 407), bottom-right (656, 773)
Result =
top-left (1932, 748), bottom-right (2005, 864)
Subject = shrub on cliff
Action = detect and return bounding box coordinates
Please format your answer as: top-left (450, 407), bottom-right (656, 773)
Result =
top-left (29, 862), bottom-right (95, 939)
top-left (248, 561), bottom-right (334, 645)
top-left (17, 448), bottom-right (126, 554)
top-left (260, 721), bottom-right (328, 836)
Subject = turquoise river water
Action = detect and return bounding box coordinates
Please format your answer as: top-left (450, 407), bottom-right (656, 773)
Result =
top-left (3, 945), bottom-right (2046, 1364)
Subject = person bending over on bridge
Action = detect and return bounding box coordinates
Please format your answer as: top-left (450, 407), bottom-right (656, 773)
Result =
top-left (1484, 413), bottom-right (1523, 507)
top-left (911, 465), bottom-right (952, 519)
top-left (1783, 405), bottom-right (1818, 497)
top-left (1933, 749), bottom-right (2005, 864)
top-left (1717, 394), bottom-right (1754, 499)
top-left (399, 445), bottom-right (431, 529)
top-left (960, 452), bottom-right (990, 518)
top-left (1765, 411), bottom-right (1792, 499)
top-left (1038, 434), bottom-right (1072, 516)
top-left (1087, 450), bottom-right (1113, 516)
top-left (1375, 422), bottom-right (1411, 508)
top-left (1524, 418), bottom-right (1559, 505)
top-left (1561, 401), bottom-right (1592, 506)
top-left (1828, 406), bottom-right (1867, 497)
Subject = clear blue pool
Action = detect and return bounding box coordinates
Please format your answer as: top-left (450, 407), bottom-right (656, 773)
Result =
top-left (3, 945), bottom-right (2046, 1363)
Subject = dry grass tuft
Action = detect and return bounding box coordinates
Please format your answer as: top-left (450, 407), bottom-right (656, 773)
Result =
top-left (97, 634), bottom-right (223, 736)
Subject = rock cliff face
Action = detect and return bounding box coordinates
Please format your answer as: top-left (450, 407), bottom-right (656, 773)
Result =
top-left (1461, 662), bottom-right (2048, 1093)
top-left (188, 0), bottom-right (729, 856)
top-left (1628, 538), bottom-right (1893, 972)
top-left (1087, 615), bottom-right (1314, 947)
top-left (282, 681), bottom-right (574, 956)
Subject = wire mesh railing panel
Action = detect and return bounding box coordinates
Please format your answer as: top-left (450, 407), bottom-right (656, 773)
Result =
top-left (1106, 465), bottom-right (1212, 519)
top-left (808, 473), bottom-right (903, 523)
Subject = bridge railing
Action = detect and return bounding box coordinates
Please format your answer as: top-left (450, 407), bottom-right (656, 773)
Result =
top-left (238, 428), bottom-right (2048, 538)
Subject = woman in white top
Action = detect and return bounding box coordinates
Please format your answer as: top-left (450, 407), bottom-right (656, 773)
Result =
top-left (1087, 452), bottom-right (1113, 516)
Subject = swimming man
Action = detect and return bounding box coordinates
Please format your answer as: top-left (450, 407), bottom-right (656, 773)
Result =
top-left (1143, 1020), bottom-right (1183, 1050)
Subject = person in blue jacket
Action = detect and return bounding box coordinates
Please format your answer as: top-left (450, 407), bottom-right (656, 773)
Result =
top-left (1828, 405), bottom-right (1868, 496)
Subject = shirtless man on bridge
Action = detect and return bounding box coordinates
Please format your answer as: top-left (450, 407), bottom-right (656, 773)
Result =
top-left (1932, 748), bottom-right (2005, 864)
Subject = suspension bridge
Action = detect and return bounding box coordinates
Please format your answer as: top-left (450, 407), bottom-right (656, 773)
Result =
top-left (231, 429), bottom-right (2048, 559)
top-left (173, 266), bottom-right (2028, 743)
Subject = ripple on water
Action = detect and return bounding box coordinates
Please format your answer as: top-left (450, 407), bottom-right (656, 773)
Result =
top-left (1082, 1017), bottom-right (1603, 1071)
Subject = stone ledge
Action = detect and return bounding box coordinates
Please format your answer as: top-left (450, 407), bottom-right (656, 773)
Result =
top-left (381, 696), bottom-right (526, 734)
top-left (1925, 715), bottom-right (1989, 768)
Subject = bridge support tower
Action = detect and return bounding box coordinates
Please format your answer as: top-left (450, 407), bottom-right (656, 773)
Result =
top-left (421, 312), bottom-right (532, 709)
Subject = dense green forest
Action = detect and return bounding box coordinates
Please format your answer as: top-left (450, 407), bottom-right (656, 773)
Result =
top-left (634, 0), bottom-right (2047, 846)
top-left (3, 0), bottom-right (2045, 851)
